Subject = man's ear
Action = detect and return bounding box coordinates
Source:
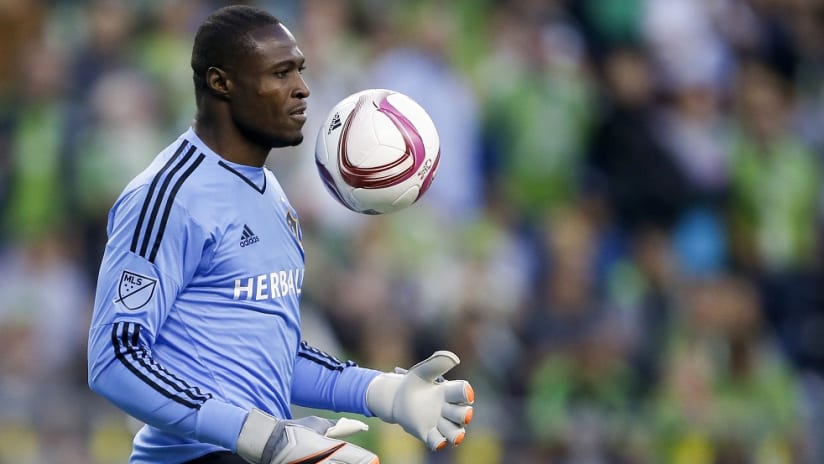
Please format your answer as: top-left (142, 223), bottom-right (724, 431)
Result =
top-left (205, 66), bottom-right (231, 99)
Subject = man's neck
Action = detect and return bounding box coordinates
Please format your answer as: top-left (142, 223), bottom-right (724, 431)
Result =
top-left (193, 113), bottom-right (269, 167)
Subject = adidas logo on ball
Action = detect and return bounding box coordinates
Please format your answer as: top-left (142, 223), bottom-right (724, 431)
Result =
top-left (327, 112), bottom-right (341, 134)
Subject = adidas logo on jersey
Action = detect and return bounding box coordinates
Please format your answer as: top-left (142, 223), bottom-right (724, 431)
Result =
top-left (240, 225), bottom-right (260, 247)
top-left (327, 112), bottom-right (342, 134)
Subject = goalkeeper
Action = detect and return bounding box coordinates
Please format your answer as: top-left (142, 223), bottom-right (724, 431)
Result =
top-left (86, 5), bottom-right (473, 464)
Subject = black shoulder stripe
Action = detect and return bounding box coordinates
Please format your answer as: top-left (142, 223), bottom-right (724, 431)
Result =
top-left (137, 145), bottom-right (198, 259)
top-left (130, 143), bottom-right (205, 263)
top-left (131, 140), bottom-right (190, 254)
top-left (147, 153), bottom-right (206, 262)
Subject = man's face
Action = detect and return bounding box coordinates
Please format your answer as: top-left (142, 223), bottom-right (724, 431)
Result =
top-left (229, 23), bottom-right (310, 148)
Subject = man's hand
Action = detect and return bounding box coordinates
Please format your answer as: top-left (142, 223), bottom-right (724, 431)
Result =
top-left (366, 351), bottom-right (475, 451)
top-left (236, 409), bottom-right (378, 464)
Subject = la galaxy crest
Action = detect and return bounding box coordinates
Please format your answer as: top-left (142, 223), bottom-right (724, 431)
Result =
top-left (116, 270), bottom-right (157, 310)
top-left (286, 209), bottom-right (302, 249)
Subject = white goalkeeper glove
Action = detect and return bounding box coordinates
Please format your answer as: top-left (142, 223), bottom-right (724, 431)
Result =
top-left (366, 350), bottom-right (475, 451)
top-left (236, 409), bottom-right (378, 464)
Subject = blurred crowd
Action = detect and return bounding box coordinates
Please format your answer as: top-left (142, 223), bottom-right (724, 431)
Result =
top-left (1, 0), bottom-right (824, 463)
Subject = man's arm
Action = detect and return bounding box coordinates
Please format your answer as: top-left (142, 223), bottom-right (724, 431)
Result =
top-left (86, 185), bottom-right (246, 446)
top-left (87, 320), bottom-right (249, 449)
top-left (88, 321), bottom-right (378, 463)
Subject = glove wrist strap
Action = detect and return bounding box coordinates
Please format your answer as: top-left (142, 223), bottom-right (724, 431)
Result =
top-left (365, 373), bottom-right (403, 422)
top-left (237, 408), bottom-right (278, 463)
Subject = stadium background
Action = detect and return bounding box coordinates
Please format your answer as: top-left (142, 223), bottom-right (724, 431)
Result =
top-left (1, 0), bottom-right (824, 462)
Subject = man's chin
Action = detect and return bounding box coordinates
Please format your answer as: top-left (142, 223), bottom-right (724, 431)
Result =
top-left (245, 129), bottom-right (304, 149)
top-left (271, 134), bottom-right (304, 148)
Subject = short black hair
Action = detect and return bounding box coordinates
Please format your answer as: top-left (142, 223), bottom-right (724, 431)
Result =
top-left (191, 5), bottom-right (281, 97)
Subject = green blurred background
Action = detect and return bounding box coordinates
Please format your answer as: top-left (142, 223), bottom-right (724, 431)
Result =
top-left (1, 0), bottom-right (824, 463)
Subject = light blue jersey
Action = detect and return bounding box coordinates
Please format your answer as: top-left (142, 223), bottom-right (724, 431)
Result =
top-left (87, 128), bottom-right (380, 463)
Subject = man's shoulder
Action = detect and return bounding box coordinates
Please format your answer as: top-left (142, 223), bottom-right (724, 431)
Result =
top-left (126, 136), bottom-right (228, 194)
top-left (113, 137), bottom-right (227, 219)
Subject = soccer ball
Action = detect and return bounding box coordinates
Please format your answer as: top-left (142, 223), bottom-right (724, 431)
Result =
top-left (315, 88), bottom-right (440, 214)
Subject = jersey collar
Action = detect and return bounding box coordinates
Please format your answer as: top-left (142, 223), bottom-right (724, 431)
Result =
top-left (184, 127), bottom-right (267, 194)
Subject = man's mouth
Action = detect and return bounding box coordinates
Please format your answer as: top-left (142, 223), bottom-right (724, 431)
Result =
top-left (289, 104), bottom-right (307, 119)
